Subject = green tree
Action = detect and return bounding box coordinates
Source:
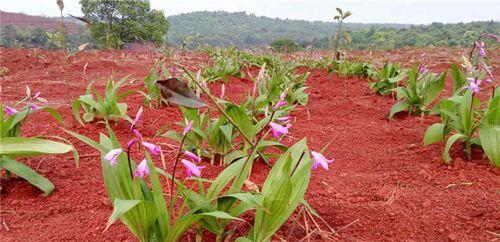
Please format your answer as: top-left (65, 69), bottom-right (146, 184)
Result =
top-left (79, 0), bottom-right (169, 49)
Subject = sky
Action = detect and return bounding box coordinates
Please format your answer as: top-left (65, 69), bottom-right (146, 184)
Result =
top-left (0, 0), bottom-right (498, 24)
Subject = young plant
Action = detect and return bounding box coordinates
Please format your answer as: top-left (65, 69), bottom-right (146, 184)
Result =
top-left (333, 7), bottom-right (352, 59)
top-left (203, 48), bottom-right (244, 82)
top-left (389, 64), bottom-right (446, 118)
top-left (1, 91), bottom-right (76, 195)
top-left (71, 76), bottom-right (133, 124)
top-left (368, 62), bottom-right (408, 96)
top-left (139, 60), bottom-right (171, 108)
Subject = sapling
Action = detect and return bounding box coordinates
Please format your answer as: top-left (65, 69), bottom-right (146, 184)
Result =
top-left (333, 7), bottom-right (352, 60)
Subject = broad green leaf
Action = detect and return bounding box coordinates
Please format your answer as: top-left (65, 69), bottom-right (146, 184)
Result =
top-left (443, 133), bottom-right (465, 163)
top-left (389, 100), bottom-right (410, 119)
top-left (105, 199), bottom-right (142, 231)
top-left (0, 137), bottom-right (72, 156)
top-left (0, 157), bottom-right (55, 196)
top-left (423, 123), bottom-right (446, 145)
top-left (479, 124), bottom-right (500, 167)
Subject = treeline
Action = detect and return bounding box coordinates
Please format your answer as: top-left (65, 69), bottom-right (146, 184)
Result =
top-left (306, 21), bottom-right (500, 50)
top-left (0, 24), bottom-right (91, 50)
top-left (1, 10), bottom-right (499, 51)
top-left (167, 11), bottom-right (409, 49)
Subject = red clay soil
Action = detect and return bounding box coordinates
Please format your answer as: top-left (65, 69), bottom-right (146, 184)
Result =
top-left (1, 48), bottom-right (499, 241)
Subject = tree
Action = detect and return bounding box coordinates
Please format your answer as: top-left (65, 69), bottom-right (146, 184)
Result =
top-left (79, 0), bottom-right (169, 49)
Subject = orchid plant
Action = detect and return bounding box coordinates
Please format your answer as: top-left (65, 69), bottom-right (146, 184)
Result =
top-left (71, 76), bottom-right (133, 125)
top-left (389, 64), bottom-right (446, 118)
top-left (69, 98), bottom-right (334, 241)
top-left (424, 38), bottom-right (498, 166)
top-left (1, 88), bottom-right (77, 195)
top-left (368, 62), bottom-right (408, 96)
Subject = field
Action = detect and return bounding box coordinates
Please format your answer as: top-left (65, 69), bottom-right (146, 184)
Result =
top-left (1, 47), bottom-right (499, 241)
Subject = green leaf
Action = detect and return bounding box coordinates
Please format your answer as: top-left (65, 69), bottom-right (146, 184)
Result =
top-left (423, 123), bottom-right (446, 145)
top-left (389, 100), bottom-right (410, 119)
top-left (200, 211), bottom-right (245, 222)
top-left (0, 157), bottom-right (55, 196)
top-left (105, 199), bottom-right (141, 231)
top-left (83, 112), bottom-right (94, 122)
top-left (443, 133), bottom-right (465, 163)
top-left (0, 137), bottom-right (72, 156)
top-left (479, 124), bottom-right (500, 167)
top-left (450, 64), bottom-right (464, 93)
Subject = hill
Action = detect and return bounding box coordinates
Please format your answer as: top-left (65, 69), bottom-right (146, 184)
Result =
top-left (0, 11), bottom-right (82, 34)
top-left (166, 11), bottom-right (409, 48)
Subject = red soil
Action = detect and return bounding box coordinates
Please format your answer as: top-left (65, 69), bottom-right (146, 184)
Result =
top-left (1, 48), bottom-right (499, 241)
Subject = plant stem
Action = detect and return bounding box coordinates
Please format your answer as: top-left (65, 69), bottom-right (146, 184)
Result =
top-left (333, 20), bottom-right (343, 60)
top-left (126, 145), bottom-right (134, 180)
top-left (170, 134), bottom-right (187, 203)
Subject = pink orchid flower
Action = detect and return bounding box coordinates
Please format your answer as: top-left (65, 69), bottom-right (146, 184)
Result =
top-left (4, 106), bottom-right (18, 116)
top-left (104, 149), bottom-right (122, 166)
top-left (33, 91), bottom-right (41, 99)
top-left (130, 107), bottom-right (143, 131)
top-left (269, 122), bottom-right (291, 139)
top-left (132, 129), bottom-right (142, 140)
top-left (475, 42), bottom-right (487, 57)
top-left (465, 78), bottom-right (480, 94)
top-left (273, 100), bottom-right (287, 110)
top-left (311, 151), bottom-right (334, 170)
top-left (127, 139), bottom-right (136, 149)
top-left (183, 119), bottom-right (193, 135)
top-left (181, 159), bottom-right (205, 178)
top-left (220, 84), bottom-right (226, 99)
top-left (133, 159), bottom-right (150, 178)
top-left (141, 142), bottom-right (161, 156)
top-left (277, 116), bottom-right (292, 122)
top-left (184, 151), bottom-right (201, 163)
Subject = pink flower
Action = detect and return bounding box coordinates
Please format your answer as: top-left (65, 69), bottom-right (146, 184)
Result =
top-left (132, 129), bottom-right (142, 140)
top-left (104, 149), bottom-right (122, 166)
top-left (465, 80), bottom-right (480, 94)
top-left (29, 103), bottom-right (39, 111)
top-left (181, 159), bottom-right (205, 178)
top-left (220, 84), bottom-right (225, 99)
top-left (485, 78), bottom-right (492, 84)
top-left (253, 64), bottom-right (266, 96)
top-left (127, 139), bottom-right (136, 149)
top-left (475, 42), bottom-right (487, 57)
top-left (130, 107), bottom-right (143, 131)
top-left (311, 151), bottom-right (334, 170)
top-left (269, 122), bottom-right (291, 139)
top-left (418, 64), bottom-right (428, 75)
top-left (133, 159), bottom-right (150, 178)
top-left (279, 90), bottom-right (287, 101)
top-left (4, 106), bottom-right (18, 116)
top-left (184, 151), bottom-right (201, 163)
top-left (482, 33), bottom-right (500, 42)
top-left (183, 119), bottom-right (193, 135)
top-left (33, 91), bottom-right (41, 99)
top-left (273, 100), bottom-right (287, 110)
top-left (141, 142), bottom-right (161, 156)
top-left (277, 116), bottom-right (292, 122)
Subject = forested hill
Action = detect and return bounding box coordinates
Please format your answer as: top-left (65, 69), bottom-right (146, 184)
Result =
top-left (166, 11), bottom-right (409, 48)
top-left (167, 11), bottom-right (499, 49)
